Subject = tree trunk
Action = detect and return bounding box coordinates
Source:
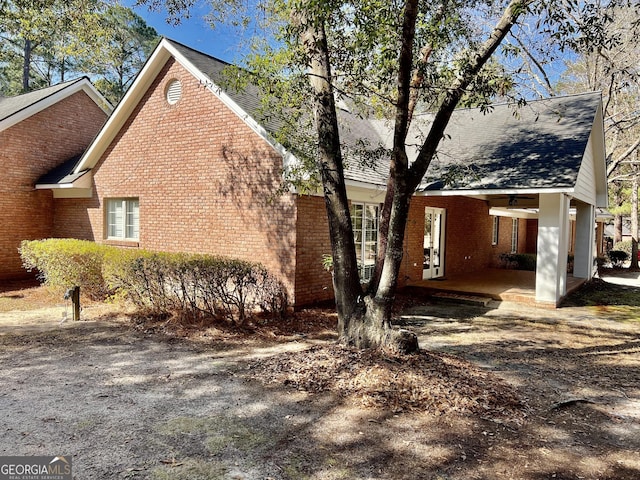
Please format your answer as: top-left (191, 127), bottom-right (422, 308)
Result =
top-left (300, 0), bottom-right (528, 354)
top-left (614, 215), bottom-right (623, 244)
top-left (22, 38), bottom-right (32, 92)
top-left (630, 162), bottom-right (639, 269)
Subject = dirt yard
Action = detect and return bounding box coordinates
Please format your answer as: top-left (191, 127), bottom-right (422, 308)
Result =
top-left (0, 279), bottom-right (639, 479)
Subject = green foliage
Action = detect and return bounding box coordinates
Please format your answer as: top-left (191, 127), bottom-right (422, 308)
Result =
top-left (498, 253), bottom-right (537, 271)
top-left (609, 240), bottom-right (632, 267)
top-left (20, 238), bottom-right (110, 299)
top-left (612, 240), bottom-right (632, 257)
top-left (20, 239), bottom-right (288, 322)
top-left (0, 0), bottom-right (158, 97)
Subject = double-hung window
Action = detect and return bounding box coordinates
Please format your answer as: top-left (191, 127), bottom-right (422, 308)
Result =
top-left (492, 216), bottom-right (499, 246)
top-left (351, 202), bottom-right (379, 283)
top-left (107, 198), bottom-right (139, 241)
top-left (511, 218), bottom-right (518, 253)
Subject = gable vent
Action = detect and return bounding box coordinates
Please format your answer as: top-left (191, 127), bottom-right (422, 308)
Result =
top-left (165, 79), bottom-right (182, 105)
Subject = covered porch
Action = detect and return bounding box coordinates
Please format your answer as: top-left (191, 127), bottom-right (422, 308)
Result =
top-left (406, 268), bottom-right (587, 307)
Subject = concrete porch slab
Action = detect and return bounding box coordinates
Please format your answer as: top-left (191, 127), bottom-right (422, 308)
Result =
top-left (405, 268), bottom-right (586, 307)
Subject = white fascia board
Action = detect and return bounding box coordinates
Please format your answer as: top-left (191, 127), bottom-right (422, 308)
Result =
top-left (78, 79), bottom-right (113, 115)
top-left (344, 178), bottom-right (387, 191)
top-left (35, 171), bottom-right (93, 190)
top-left (73, 43), bottom-right (174, 174)
top-left (591, 101), bottom-right (608, 208)
top-left (164, 41), bottom-right (300, 173)
top-left (489, 207), bottom-right (539, 219)
top-left (416, 187), bottom-right (574, 197)
top-left (0, 78), bottom-right (111, 133)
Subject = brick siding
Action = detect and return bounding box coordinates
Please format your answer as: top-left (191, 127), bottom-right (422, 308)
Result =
top-left (54, 59), bottom-right (299, 301)
top-left (294, 194), bottom-right (334, 305)
top-left (402, 196), bottom-right (517, 282)
top-left (0, 92), bottom-right (107, 280)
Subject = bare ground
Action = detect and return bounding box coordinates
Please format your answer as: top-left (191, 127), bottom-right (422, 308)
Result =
top-left (0, 280), bottom-right (639, 479)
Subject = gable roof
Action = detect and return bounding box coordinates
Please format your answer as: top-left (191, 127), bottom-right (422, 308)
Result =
top-left (73, 38), bottom-right (294, 175)
top-left (340, 92), bottom-right (607, 206)
top-left (0, 77), bottom-right (111, 132)
top-left (69, 38), bottom-right (606, 207)
top-left (420, 92), bottom-right (603, 191)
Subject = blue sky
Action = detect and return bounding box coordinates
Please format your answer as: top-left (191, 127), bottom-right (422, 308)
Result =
top-left (123, 1), bottom-right (248, 63)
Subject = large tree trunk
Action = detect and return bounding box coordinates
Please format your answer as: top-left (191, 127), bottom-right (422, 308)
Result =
top-left (301, 0), bottom-right (528, 353)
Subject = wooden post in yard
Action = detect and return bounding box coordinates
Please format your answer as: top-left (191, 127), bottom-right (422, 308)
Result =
top-left (71, 286), bottom-right (80, 321)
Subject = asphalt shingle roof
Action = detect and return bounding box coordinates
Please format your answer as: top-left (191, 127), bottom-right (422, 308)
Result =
top-left (167, 39), bottom-right (600, 193)
top-left (36, 155), bottom-right (87, 185)
top-left (341, 93), bottom-right (600, 190)
top-left (0, 78), bottom-right (86, 125)
top-left (419, 92), bottom-right (601, 191)
top-left (167, 39), bottom-right (284, 135)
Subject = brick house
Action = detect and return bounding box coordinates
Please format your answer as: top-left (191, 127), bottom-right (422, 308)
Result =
top-left (38, 39), bottom-right (607, 307)
top-left (0, 78), bottom-right (110, 280)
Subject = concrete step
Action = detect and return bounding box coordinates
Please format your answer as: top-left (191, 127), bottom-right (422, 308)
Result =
top-left (430, 291), bottom-right (493, 307)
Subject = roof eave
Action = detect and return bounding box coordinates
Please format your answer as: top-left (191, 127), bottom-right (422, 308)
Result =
top-left (0, 78), bottom-right (112, 133)
top-left (35, 170), bottom-right (92, 190)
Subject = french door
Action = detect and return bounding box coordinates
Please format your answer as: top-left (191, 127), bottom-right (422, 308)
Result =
top-left (423, 207), bottom-right (446, 280)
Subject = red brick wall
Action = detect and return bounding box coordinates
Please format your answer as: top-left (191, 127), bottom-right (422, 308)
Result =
top-left (0, 91), bottom-right (107, 280)
top-left (54, 58), bottom-right (299, 300)
top-left (294, 194), bottom-right (334, 305)
top-left (402, 196), bottom-right (501, 282)
top-left (485, 216), bottom-right (531, 267)
top-left (526, 219), bottom-right (538, 253)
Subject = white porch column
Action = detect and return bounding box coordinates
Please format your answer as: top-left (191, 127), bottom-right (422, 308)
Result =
top-left (573, 202), bottom-right (595, 279)
top-left (536, 193), bottom-right (570, 304)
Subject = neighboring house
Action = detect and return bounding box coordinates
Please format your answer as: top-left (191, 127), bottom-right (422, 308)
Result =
top-left (0, 79), bottom-right (111, 280)
top-left (36, 38), bottom-right (607, 307)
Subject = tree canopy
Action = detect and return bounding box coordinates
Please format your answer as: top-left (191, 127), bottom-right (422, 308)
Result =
top-left (124, 0), bottom-right (638, 350)
top-left (0, 0), bottom-right (159, 103)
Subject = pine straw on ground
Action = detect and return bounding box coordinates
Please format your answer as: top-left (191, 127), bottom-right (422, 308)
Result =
top-left (247, 344), bottom-right (527, 422)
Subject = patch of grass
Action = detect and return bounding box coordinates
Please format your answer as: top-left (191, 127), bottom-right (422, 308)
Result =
top-left (562, 278), bottom-right (640, 322)
top-left (159, 416), bottom-right (268, 456)
top-left (151, 459), bottom-right (226, 480)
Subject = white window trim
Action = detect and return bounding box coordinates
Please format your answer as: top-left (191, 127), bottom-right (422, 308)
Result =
top-left (492, 216), bottom-right (499, 246)
top-left (511, 218), bottom-right (518, 253)
top-left (351, 202), bottom-right (380, 283)
top-left (106, 198), bottom-right (139, 241)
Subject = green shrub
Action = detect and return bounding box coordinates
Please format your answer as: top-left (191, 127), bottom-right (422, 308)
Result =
top-left (20, 239), bottom-right (112, 299)
top-left (20, 239), bottom-right (288, 323)
top-left (608, 249), bottom-right (629, 267)
top-left (108, 252), bottom-right (288, 324)
top-left (611, 240), bottom-right (632, 258)
top-left (498, 253), bottom-right (537, 271)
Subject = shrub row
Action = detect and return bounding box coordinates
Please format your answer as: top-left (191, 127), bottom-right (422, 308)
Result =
top-left (497, 252), bottom-right (575, 273)
top-left (20, 239), bottom-right (287, 323)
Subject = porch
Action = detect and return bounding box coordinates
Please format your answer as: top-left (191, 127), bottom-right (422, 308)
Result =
top-left (406, 268), bottom-right (587, 307)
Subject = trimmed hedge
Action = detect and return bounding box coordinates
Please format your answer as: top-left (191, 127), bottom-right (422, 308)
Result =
top-left (498, 253), bottom-right (537, 271)
top-left (20, 239), bottom-right (288, 323)
top-left (497, 252), bottom-right (574, 273)
top-left (20, 238), bottom-right (109, 300)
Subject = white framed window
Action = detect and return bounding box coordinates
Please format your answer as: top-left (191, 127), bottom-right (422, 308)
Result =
top-left (492, 216), bottom-right (499, 246)
top-left (511, 218), bottom-right (518, 253)
top-left (107, 198), bottom-right (139, 241)
top-left (351, 202), bottom-right (379, 282)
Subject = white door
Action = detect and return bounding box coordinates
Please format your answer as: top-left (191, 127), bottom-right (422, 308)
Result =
top-left (423, 207), bottom-right (446, 280)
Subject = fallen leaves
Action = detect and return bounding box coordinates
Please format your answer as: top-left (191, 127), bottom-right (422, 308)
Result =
top-left (247, 344), bottom-right (526, 421)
